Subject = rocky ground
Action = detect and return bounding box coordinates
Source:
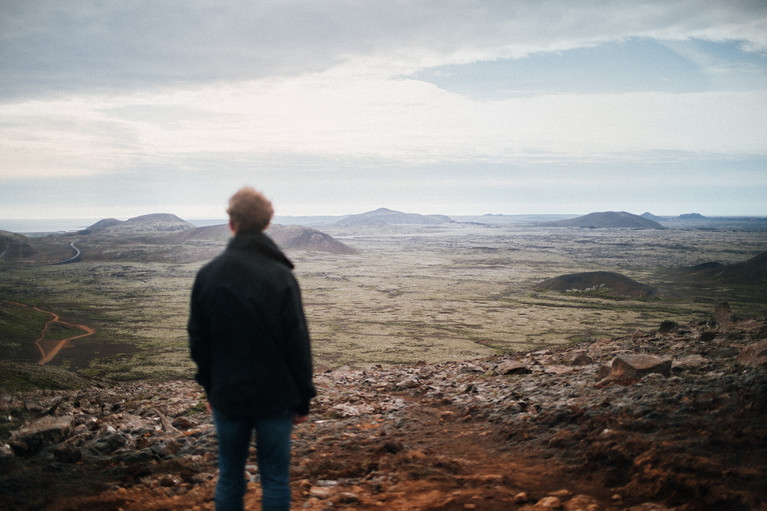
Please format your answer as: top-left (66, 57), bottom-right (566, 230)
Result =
top-left (2, 307), bottom-right (766, 511)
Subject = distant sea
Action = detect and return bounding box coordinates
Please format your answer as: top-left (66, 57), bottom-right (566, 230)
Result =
top-left (0, 218), bottom-right (101, 233)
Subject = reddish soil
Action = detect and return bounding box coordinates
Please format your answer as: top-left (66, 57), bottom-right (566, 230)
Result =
top-left (39, 399), bottom-right (617, 511)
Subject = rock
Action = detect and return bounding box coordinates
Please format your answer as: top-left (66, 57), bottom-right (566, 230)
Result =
top-left (564, 494), bottom-right (601, 510)
top-left (534, 495), bottom-right (563, 509)
top-left (0, 443), bottom-right (17, 473)
top-left (88, 431), bottom-right (130, 453)
top-left (394, 377), bottom-right (420, 390)
top-left (596, 354), bottom-right (671, 386)
top-left (309, 486), bottom-right (334, 499)
top-left (657, 320), bottom-right (678, 334)
top-left (151, 438), bottom-right (181, 457)
top-left (330, 403), bottom-right (362, 418)
top-left (713, 302), bottom-right (733, 325)
top-left (10, 415), bottom-right (75, 456)
top-left (52, 445), bottom-right (82, 463)
top-left (735, 339), bottom-right (767, 367)
top-left (495, 360), bottom-right (531, 375)
top-left (672, 354), bottom-right (708, 370)
top-left (570, 352), bottom-right (594, 366)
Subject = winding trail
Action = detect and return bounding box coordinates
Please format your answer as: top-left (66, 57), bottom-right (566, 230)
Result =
top-left (3, 301), bottom-right (95, 365)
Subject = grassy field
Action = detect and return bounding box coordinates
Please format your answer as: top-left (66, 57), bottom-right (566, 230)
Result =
top-left (1, 223), bottom-right (765, 386)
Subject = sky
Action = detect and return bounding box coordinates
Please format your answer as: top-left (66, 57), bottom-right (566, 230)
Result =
top-left (1, 1), bottom-right (766, 227)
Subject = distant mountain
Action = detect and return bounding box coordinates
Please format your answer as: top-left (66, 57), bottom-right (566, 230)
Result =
top-left (174, 223), bottom-right (356, 255)
top-left (640, 212), bottom-right (664, 222)
top-left (542, 211), bottom-right (665, 229)
top-left (84, 218), bottom-right (123, 231)
top-left (83, 214), bottom-right (195, 234)
top-left (336, 208), bottom-right (455, 226)
top-left (268, 225), bottom-right (357, 254)
top-left (537, 271), bottom-right (656, 298)
top-left (678, 213), bottom-right (707, 221)
top-left (0, 230), bottom-right (35, 260)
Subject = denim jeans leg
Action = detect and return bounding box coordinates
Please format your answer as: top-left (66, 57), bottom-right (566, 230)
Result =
top-left (213, 409), bottom-right (253, 511)
top-left (254, 415), bottom-right (294, 511)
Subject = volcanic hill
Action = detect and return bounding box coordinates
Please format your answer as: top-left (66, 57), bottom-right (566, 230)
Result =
top-left (336, 208), bottom-right (455, 226)
top-left (83, 213), bottom-right (195, 234)
top-left (543, 211), bottom-right (665, 229)
top-left (537, 271), bottom-right (656, 298)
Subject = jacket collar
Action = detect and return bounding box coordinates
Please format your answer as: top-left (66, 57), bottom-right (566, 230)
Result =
top-left (227, 231), bottom-right (294, 269)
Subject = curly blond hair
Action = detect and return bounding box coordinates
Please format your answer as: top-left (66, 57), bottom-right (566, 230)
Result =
top-left (226, 187), bottom-right (274, 234)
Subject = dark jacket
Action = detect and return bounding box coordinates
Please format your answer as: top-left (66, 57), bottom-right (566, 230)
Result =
top-left (188, 231), bottom-right (316, 419)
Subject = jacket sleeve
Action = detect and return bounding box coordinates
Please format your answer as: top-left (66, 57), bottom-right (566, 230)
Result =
top-left (188, 276), bottom-right (212, 394)
top-left (282, 276), bottom-right (317, 415)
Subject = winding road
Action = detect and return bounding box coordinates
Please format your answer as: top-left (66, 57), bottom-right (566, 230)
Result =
top-left (52, 241), bottom-right (81, 265)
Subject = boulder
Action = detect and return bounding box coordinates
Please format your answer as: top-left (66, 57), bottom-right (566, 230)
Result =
top-left (713, 302), bottom-right (733, 325)
top-left (735, 339), bottom-right (767, 367)
top-left (597, 354), bottom-right (671, 386)
top-left (10, 415), bottom-right (75, 456)
top-left (495, 360), bottom-right (531, 375)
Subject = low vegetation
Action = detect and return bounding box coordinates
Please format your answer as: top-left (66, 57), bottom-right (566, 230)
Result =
top-left (0, 221), bottom-right (765, 389)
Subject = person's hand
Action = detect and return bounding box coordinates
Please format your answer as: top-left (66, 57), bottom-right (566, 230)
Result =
top-left (293, 415), bottom-right (307, 425)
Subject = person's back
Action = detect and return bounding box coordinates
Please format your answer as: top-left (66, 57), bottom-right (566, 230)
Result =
top-left (188, 187), bottom-right (315, 511)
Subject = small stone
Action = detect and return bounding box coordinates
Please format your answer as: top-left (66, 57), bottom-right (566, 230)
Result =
top-left (309, 486), bottom-right (333, 499)
top-left (535, 495), bottom-right (562, 509)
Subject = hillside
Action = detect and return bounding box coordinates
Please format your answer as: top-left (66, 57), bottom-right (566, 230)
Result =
top-left (543, 211), bottom-right (665, 229)
top-left (687, 250), bottom-right (767, 285)
top-left (336, 208), bottom-right (455, 226)
top-left (0, 230), bottom-right (35, 261)
top-left (537, 271), bottom-right (656, 298)
top-left (84, 213), bottom-right (195, 234)
top-left (2, 313), bottom-right (765, 510)
top-left (268, 225), bottom-right (357, 254)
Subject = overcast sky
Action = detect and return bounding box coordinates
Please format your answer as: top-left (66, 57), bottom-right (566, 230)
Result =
top-left (1, 1), bottom-right (766, 225)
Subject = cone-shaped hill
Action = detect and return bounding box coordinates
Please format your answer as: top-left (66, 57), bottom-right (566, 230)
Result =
top-left (336, 208), bottom-right (454, 226)
top-left (542, 211), bottom-right (665, 229)
top-left (537, 271), bottom-right (656, 298)
top-left (83, 214), bottom-right (195, 234)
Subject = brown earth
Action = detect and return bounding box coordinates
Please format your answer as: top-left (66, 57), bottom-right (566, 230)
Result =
top-left (2, 314), bottom-right (766, 511)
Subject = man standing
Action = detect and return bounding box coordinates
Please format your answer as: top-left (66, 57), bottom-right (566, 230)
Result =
top-left (188, 187), bottom-right (316, 511)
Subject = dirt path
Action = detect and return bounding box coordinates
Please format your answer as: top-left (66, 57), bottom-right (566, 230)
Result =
top-left (4, 301), bottom-right (95, 365)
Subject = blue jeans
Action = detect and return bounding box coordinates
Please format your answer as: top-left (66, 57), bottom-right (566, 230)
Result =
top-left (212, 409), bottom-right (294, 511)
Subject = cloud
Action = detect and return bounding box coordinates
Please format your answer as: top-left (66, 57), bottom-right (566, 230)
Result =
top-left (1, 1), bottom-right (765, 219)
top-left (2, 1), bottom-right (766, 99)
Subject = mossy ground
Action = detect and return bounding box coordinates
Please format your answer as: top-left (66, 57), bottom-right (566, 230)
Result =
top-left (0, 223), bottom-right (764, 390)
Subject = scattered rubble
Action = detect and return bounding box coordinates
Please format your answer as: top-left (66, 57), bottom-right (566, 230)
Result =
top-left (1, 309), bottom-right (765, 510)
